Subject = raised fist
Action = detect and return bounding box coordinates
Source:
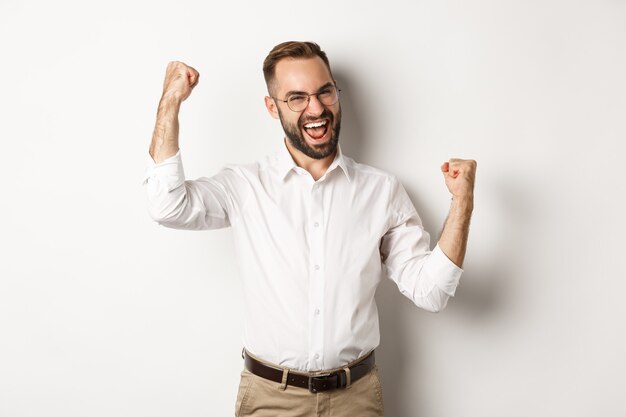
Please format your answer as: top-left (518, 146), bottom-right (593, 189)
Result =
top-left (161, 61), bottom-right (200, 103)
top-left (441, 158), bottom-right (477, 199)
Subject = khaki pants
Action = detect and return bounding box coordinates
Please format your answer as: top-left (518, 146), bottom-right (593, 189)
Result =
top-left (234, 353), bottom-right (385, 417)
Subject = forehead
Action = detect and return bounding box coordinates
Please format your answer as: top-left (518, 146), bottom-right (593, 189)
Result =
top-left (273, 56), bottom-right (333, 95)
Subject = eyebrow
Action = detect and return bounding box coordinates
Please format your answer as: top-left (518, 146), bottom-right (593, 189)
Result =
top-left (284, 82), bottom-right (335, 98)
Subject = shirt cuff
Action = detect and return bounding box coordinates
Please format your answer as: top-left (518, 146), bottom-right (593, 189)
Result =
top-left (428, 244), bottom-right (464, 296)
top-left (141, 149), bottom-right (185, 192)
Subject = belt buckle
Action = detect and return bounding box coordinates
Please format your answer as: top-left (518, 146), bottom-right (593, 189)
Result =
top-left (308, 373), bottom-right (331, 393)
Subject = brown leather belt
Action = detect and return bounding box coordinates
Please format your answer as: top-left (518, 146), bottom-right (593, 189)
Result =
top-left (243, 349), bottom-right (375, 393)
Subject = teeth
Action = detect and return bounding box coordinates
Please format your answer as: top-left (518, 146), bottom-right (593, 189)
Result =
top-left (304, 120), bottom-right (327, 129)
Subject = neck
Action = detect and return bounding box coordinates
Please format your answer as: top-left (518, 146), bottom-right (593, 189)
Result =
top-left (284, 137), bottom-right (336, 181)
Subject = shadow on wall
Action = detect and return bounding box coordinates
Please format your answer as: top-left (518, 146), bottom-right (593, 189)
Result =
top-left (333, 70), bottom-right (371, 164)
top-left (375, 177), bottom-right (529, 416)
top-left (335, 68), bottom-right (525, 415)
top-left (374, 227), bottom-right (511, 415)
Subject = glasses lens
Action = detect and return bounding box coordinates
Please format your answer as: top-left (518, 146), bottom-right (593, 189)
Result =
top-left (318, 87), bottom-right (339, 106)
top-left (287, 95), bottom-right (309, 112)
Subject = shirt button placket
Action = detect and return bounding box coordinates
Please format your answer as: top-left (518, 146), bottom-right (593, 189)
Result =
top-left (308, 183), bottom-right (325, 369)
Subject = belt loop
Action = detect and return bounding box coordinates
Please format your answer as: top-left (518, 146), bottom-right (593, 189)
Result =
top-left (343, 367), bottom-right (352, 389)
top-left (278, 368), bottom-right (289, 391)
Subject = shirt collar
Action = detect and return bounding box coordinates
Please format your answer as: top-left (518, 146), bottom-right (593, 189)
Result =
top-left (275, 138), bottom-right (352, 183)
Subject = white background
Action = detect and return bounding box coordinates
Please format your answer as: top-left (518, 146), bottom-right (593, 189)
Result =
top-left (1, 0), bottom-right (625, 416)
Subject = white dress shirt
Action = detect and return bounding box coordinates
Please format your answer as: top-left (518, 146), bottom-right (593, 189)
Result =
top-left (143, 139), bottom-right (463, 372)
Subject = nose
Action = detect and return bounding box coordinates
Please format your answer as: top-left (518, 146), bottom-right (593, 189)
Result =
top-left (305, 94), bottom-right (324, 116)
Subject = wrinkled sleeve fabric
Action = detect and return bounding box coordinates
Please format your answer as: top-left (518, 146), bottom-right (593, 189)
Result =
top-left (380, 176), bottom-right (463, 312)
top-left (142, 150), bottom-right (246, 230)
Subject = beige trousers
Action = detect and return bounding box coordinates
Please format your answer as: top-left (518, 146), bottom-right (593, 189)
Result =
top-left (234, 352), bottom-right (385, 417)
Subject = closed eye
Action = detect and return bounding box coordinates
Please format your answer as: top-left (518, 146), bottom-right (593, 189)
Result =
top-left (288, 95), bottom-right (308, 103)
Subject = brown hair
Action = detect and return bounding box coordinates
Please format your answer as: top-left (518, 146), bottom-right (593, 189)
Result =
top-left (263, 41), bottom-right (333, 94)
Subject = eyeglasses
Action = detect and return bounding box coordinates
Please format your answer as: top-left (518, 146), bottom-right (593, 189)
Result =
top-left (272, 86), bottom-right (341, 112)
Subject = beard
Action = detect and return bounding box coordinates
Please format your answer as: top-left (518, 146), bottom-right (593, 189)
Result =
top-left (277, 105), bottom-right (342, 160)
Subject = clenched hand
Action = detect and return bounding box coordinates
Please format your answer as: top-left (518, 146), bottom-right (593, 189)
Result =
top-left (161, 61), bottom-right (200, 103)
top-left (441, 158), bottom-right (477, 199)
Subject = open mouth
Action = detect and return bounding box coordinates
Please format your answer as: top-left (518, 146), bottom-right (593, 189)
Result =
top-left (302, 119), bottom-right (329, 141)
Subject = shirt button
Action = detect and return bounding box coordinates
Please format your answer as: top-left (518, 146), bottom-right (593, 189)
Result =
top-left (314, 265), bottom-right (320, 270)
top-left (314, 353), bottom-right (320, 359)
top-left (314, 222), bottom-right (319, 228)
top-left (315, 308), bottom-right (320, 315)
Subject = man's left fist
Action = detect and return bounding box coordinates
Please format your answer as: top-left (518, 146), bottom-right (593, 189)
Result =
top-left (441, 158), bottom-right (477, 199)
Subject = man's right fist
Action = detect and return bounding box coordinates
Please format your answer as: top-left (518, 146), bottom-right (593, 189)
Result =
top-left (161, 61), bottom-right (199, 103)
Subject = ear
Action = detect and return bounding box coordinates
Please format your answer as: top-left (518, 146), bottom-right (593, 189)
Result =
top-left (264, 96), bottom-right (280, 119)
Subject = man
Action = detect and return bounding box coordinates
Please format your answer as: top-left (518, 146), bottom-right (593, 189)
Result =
top-left (144, 41), bottom-right (476, 416)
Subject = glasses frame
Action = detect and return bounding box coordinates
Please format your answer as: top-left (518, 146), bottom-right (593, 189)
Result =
top-left (272, 86), bottom-right (341, 112)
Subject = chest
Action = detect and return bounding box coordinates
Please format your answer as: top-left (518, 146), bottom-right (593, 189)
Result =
top-left (240, 170), bottom-right (391, 251)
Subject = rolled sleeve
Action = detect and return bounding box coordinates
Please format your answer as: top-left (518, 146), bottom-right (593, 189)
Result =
top-left (142, 150), bottom-right (185, 191)
top-left (425, 243), bottom-right (463, 296)
top-left (142, 150), bottom-right (239, 230)
top-left (380, 176), bottom-right (464, 312)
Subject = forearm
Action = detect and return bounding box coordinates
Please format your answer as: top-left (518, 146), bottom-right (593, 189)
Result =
top-left (149, 96), bottom-right (182, 163)
top-left (437, 195), bottom-right (474, 268)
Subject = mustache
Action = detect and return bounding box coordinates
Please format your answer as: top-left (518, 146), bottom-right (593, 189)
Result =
top-left (300, 109), bottom-right (333, 125)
